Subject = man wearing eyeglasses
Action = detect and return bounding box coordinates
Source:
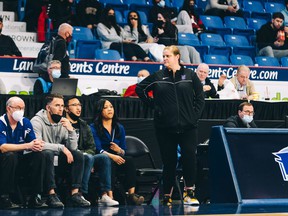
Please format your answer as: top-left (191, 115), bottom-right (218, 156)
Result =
top-left (33, 60), bottom-right (62, 95)
top-left (0, 97), bottom-right (48, 209)
top-left (64, 96), bottom-right (118, 206)
top-left (224, 102), bottom-right (257, 128)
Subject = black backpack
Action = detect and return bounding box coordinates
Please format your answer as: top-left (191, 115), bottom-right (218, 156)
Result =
top-left (33, 38), bottom-right (56, 74)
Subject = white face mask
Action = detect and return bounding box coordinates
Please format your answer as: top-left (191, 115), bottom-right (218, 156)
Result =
top-left (157, 0), bottom-right (165, 8)
top-left (12, 110), bottom-right (24, 122)
top-left (242, 115), bottom-right (253, 124)
top-left (137, 76), bottom-right (145, 84)
top-left (52, 69), bottom-right (61, 79)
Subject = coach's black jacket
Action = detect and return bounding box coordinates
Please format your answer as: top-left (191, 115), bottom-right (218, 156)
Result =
top-left (136, 66), bottom-right (205, 131)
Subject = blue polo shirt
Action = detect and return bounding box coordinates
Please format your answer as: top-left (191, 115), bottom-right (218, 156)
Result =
top-left (0, 114), bottom-right (36, 145)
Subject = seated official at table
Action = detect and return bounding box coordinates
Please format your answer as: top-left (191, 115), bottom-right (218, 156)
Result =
top-left (224, 102), bottom-right (257, 128)
top-left (33, 60), bottom-right (61, 95)
top-left (196, 63), bottom-right (218, 98)
top-left (218, 65), bottom-right (256, 100)
top-left (123, 69), bottom-right (153, 97)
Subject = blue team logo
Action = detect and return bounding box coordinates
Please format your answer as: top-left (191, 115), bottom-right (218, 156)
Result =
top-left (273, 147), bottom-right (288, 181)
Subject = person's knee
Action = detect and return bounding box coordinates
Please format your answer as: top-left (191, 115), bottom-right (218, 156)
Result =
top-left (95, 154), bottom-right (111, 166)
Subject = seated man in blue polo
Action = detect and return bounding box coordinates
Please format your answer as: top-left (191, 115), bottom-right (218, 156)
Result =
top-left (224, 102), bottom-right (257, 128)
top-left (33, 60), bottom-right (61, 95)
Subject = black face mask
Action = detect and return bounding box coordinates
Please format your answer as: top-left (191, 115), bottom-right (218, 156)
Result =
top-left (108, 15), bottom-right (116, 24)
top-left (156, 20), bottom-right (164, 28)
top-left (68, 111), bottom-right (79, 121)
top-left (51, 114), bottom-right (62, 123)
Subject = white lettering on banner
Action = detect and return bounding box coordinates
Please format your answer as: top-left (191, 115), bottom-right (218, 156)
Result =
top-left (208, 67), bottom-right (279, 80)
top-left (95, 62), bottom-right (129, 75)
top-left (13, 59), bottom-right (33, 71)
top-left (70, 62), bottom-right (93, 73)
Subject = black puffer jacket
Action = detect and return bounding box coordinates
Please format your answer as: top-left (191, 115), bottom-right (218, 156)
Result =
top-left (136, 66), bottom-right (205, 131)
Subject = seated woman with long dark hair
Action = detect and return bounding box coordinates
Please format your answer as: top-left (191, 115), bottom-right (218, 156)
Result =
top-left (97, 7), bottom-right (152, 62)
top-left (89, 99), bottom-right (144, 205)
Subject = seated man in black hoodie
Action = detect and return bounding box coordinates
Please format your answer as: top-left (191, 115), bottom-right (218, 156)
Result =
top-left (224, 102), bottom-right (257, 128)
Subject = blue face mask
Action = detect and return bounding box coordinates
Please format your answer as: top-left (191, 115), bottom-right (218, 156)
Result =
top-left (242, 115), bottom-right (253, 124)
top-left (52, 69), bottom-right (61, 79)
top-left (157, 0), bottom-right (165, 8)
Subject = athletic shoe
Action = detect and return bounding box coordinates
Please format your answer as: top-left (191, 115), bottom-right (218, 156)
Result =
top-left (98, 194), bottom-right (119, 206)
top-left (28, 194), bottom-right (48, 208)
top-left (162, 195), bottom-right (172, 206)
top-left (0, 195), bottom-right (21, 209)
top-left (46, 194), bottom-right (64, 208)
top-left (183, 190), bottom-right (199, 205)
top-left (68, 192), bottom-right (90, 207)
top-left (127, 193), bottom-right (144, 205)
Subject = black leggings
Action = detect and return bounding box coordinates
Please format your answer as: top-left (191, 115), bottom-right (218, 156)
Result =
top-left (110, 42), bottom-right (148, 60)
top-left (156, 128), bottom-right (198, 194)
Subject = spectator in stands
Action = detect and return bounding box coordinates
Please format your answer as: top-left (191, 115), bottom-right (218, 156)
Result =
top-left (152, 11), bottom-right (201, 64)
top-left (24, 0), bottom-right (47, 32)
top-left (97, 7), bottom-right (152, 62)
top-left (76, 0), bottom-right (103, 30)
top-left (124, 10), bottom-right (165, 62)
top-left (148, 0), bottom-right (177, 24)
top-left (64, 96), bottom-right (119, 206)
top-left (257, 12), bottom-right (288, 59)
top-left (177, 0), bottom-right (205, 35)
top-left (33, 60), bottom-right (61, 95)
top-left (205, 0), bottom-right (243, 19)
top-left (281, 0), bottom-right (288, 26)
top-left (49, 0), bottom-right (76, 30)
top-left (90, 99), bottom-right (144, 205)
top-left (53, 23), bottom-right (73, 78)
top-left (224, 102), bottom-right (257, 128)
top-left (196, 63), bottom-right (218, 98)
top-left (124, 69), bottom-right (152, 97)
top-left (217, 65), bottom-right (256, 100)
top-left (0, 17), bottom-right (22, 57)
top-left (31, 94), bottom-right (90, 208)
top-left (136, 45), bottom-right (205, 206)
top-left (0, 97), bottom-right (49, 209)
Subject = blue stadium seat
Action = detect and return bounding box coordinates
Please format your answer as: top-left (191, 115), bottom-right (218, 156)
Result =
top-left (196, 0), bottom-right (208, 9)
top-left (69, 27), bottom-right (95, 58)
top-left (280, 57), bottom-right (288, 67)
top-left (178, 33), bottom-right (200, 46)
top-left (130, 4), bottom-right (152, 17)
top-left (123, 0), bottom-right (148, 5)
top-left (115, 10), bottom-right (126, 24)
top-left (265, 2), bottom-right (285, 13)
top-left (76, 40), bottom-right (102, 59)
top-left (224, 34), bottom-right (256, 58)
top-left (204, 54), bottom-right (230, 65)
top-left (255, 56), bottom-right (280, 67)
top-left (246, 18), bottom-right (267, 31)
top-left (200, 15), bottom-right (232, 36)
top-left (95, 49), bottom-right (122, 60)
top-left (224, 16), bottom-right (255, 37)
top-left (243, 0), bottom-right (271, 21)
top-left (172, 0), bottom-right (185, 11)
top-left (200, 33), bottom-right (231, 57)
top-left (230, 54), bottom-right (254, 66)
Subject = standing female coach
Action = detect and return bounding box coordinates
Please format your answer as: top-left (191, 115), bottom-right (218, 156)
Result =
top-left (136, 45), bottom-right (205, 206)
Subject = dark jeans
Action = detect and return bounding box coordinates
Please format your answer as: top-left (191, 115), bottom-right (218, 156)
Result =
top-left (0, 151), bottom-right (50, 195)
top-left (156, 128), bottom-right (198, 194)
top-left (111, 156), bottom-right (136, 191)
top-left (55, 150), bottom-right (84, 190)
top-left (110, 42), bottom-right (148, 61)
